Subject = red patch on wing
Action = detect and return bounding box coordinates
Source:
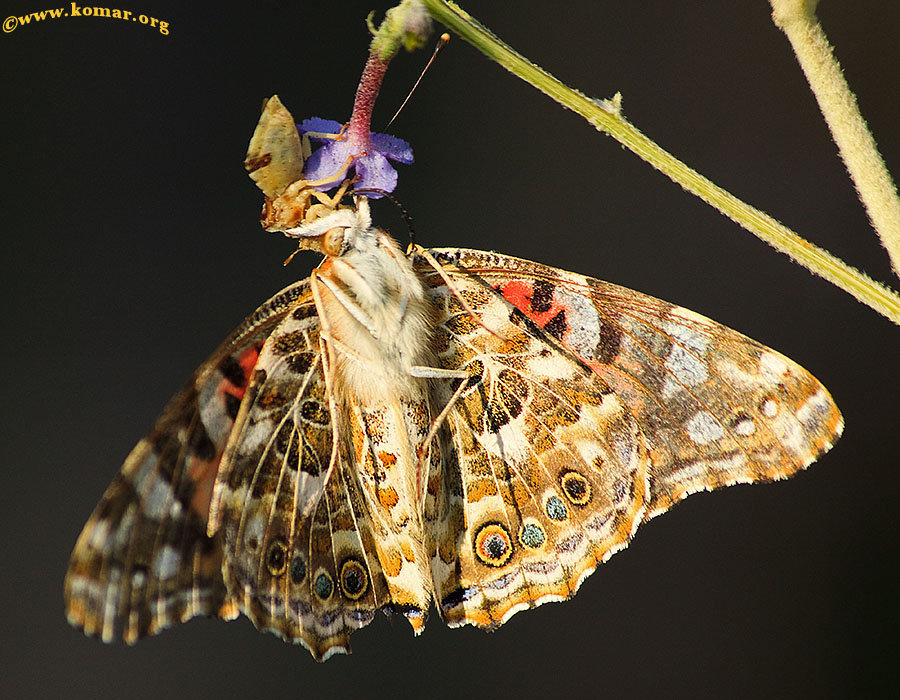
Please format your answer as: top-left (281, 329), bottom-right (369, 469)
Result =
top-left (223, 343), bottom-right (262, 402)
top-left (189, 343), bottom-right (263, 522)
top-left (497, 280), bottom-right (531, 311)
top-left (498, 280), bottom-right (568, 329)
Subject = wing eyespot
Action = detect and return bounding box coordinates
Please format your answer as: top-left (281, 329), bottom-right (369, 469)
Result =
top-left (265, 539), bottom-right (288, 577)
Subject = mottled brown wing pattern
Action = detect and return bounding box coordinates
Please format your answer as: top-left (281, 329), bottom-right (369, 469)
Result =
top-left (415, 248), bottom-right (841, 630)
top-left (66, 229), bottom-right (843, 659)
top-left (64, 280), bottom-right (311, 643)
top-left (342, 396), bottom-right (436, 633)
top-left (423, 273), bottom-right (651, 628)
top-left (426, 248), bottom-right (843, 521)
top-left (209, 293), bottom-right (399, 660)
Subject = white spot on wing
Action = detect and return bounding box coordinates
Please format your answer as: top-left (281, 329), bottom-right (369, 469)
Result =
top-left (132, 451), bottom-right (159, 492)
top-left (573, 438), bottom-right (605, 466)
top-left (686, 411), bottom-right (724, 445)
top-left (662, 345), bottom-right (708, 398)
top-left (760, 352), bottom-right (789, 383)
top-left (199, 370), bottom-right (233, 445)
top-left (662, 315), bottom-right (710, 355)
top-left (143, 478), bottom-right (182, 519)
top-left (479, 416), bottom-right (532, 463)
top-left (734, 418), bottom-right (756, 436)
top-left (153, 545), bottom-right (181, 579)
top-left (797, 388), bottom-right (831, 429)
top-left (88, 519), bottom-right (111, 551)
top-left (555, 288), bottom-right (600, 358)
top-left (661, 314), bottom-right (710, 398)
top-left (524, 351), bottom-right (574, 380)
top-left (241, 419), bottom-right (277, 455)
top-left (772, 413), bottom-right (806, 455)
top-left (244, 514), bottom-right (265, 549)
top-left (708, 453), bottom-right (747, 473)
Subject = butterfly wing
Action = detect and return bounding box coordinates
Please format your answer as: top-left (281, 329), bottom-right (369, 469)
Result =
top-left (422, 263), bottom-right (651, 628)
top-left (419, 248), bottom-right (841, 628)
top-left (209, 292), bottom-right (393, 661)
top-left (432, 249), bottom-right (842, 517)
top-left (64, 280), bottom-right (311, 643)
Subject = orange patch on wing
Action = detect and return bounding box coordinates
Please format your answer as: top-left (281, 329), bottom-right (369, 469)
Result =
top-left (377, 485), bottom-right (399, 509)
top-left (400, 540), bottom-right (417, 563)
top-left (381, 547), bottom-right (403, 577)
top-left (377, 450), bottom-right (398, 467)
top-left (466, 479), bottom-right (499, 503)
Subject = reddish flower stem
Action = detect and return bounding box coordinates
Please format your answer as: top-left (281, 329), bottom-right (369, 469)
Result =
top-left (346, 51), bottom-right (391, 147)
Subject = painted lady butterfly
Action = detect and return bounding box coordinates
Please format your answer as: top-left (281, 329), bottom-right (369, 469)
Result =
top-left (64, 96), bottom-right (842, 661)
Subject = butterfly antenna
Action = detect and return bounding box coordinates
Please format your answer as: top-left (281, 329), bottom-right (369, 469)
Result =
top-left (384, 33), bottom-right (450, 131)
top-left (350, 187), bottom-right (416, 248)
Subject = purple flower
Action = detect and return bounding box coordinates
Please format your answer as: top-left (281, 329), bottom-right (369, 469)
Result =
top-left (298, 118), bottom-right (414, 198)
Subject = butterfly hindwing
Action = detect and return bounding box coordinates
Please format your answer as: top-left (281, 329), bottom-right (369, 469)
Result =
top-left (64, 280), bottom-right (311, 643)
top-left (210, 289), bottom-right (400, 660)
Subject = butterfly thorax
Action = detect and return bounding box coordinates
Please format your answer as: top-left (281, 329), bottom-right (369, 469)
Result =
top-left (315, 226), bottom-right (436, 404)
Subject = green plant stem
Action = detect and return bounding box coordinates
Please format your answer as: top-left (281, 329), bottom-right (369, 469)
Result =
top-left (770, 0), bottom-right (900, 281)
top-left (420, 0), bottom-right (900, 326)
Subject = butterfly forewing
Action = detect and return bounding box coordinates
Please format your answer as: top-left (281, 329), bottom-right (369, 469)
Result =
top-left (426, 249), bottom-right (843, 521)
top-left (64, 280), bottom-right (312, 643)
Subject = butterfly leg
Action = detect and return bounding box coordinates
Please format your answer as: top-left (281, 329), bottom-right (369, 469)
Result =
top-left (298, 123), bottom-right (347, 161)
top-left (303, 177), bottom-right (355, 224)
top-left (312, 274), bottom-right (382, 339)
top-left (412, 245), bottom-right (507, 340)
top-left (308, 271), bottom-right (345, 495)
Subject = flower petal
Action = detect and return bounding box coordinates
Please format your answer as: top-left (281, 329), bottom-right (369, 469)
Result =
top-left (371, 133), bottom-right (414, 164)
top-left (353, 152), bottom-right (398, 196)
top-left (296, 118), bottom-right (412, 197)
top-left (303, 140), bottom-right (355, 188)
top-left (298, 117), bottom-right (344, 141)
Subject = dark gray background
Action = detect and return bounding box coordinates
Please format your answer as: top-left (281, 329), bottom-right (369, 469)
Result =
top-left (3, 1), bottom-right (898, 698)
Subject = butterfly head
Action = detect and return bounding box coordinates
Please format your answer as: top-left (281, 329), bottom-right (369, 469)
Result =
top-left (281, 197), bottom-right (374, 258)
